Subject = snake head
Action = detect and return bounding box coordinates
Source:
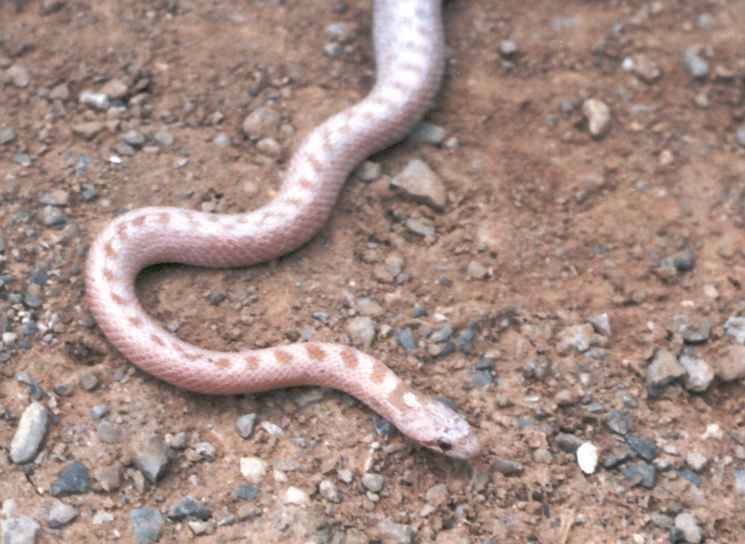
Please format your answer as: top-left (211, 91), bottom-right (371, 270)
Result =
top-left (410, 399), bottom-right (480, 460)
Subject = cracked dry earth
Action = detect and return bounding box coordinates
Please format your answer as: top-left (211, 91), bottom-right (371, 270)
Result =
top-left (2, 0), bottom-right (745, 543)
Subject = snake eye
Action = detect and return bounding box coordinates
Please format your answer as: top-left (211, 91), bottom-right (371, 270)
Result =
top-left (437, 439), bottom-right (452, 452)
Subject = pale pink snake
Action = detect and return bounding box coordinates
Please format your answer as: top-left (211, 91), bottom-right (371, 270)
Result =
top-left (85, 0), bottom-right (480, 459)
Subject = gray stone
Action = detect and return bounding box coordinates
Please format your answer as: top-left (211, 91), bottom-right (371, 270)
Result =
top-left (725, 316), bottom-right (745, 344)
top-left (683, 47), bottom-right (709, 80)
top-left (97, 420), bottom-right (122, 444)
top-left (374, 519), bottom-right (415, 544)
top-left (39, 206), bottom-right (66, 227)
top-left (318, 479), bottom-right (340, 503)
top-left (715, 345), bottom-right (745, 382)
top-left (606, 410), bottom-right (632, 436)
top-left (737, 126), bottom-right (745, 148)
top-left (630, 54), bottom-right (661, 83)
top-left (10, 402), bottom-right (49, 464)
top-left (346, 316), bottom-right (376, 349)
top-left (390, 159), bottom-right (447, 211)
top-left (236, 413), bottom-right (257, 439)
top-left (409, 122), bottom-right (446, 146)
top-left (242, 107), bottom-right (281, 139)
top-left (7, 65), bottom-right (30, 88)
top-left (646, 349), bottom-right (685, 393)
top-left (72, 121), bottom-right (104, 140)
top-left (361, 472), bottom-right (385, 493)
top-left (131, 507), bottom-right (163, 544)
top-left (674, 512), bottom-right (702, 543)
top-left (590, 313), bottom-right (611, 336)
top-left (1, 516), bottom-right (40, 544)
top-left (679, 353), bottom-right (714, 392)
top-left (0, 127), bottom-right (16, 145)
top-left (47, 499), bottom-right (78, 529)
top-left (625, 435), bottom-right (657, 461)
top-left (557, 323), bottom-right (594, 353)
top-left (167, 496), bottom-right (211, 521)
top-left (133, 434), bottom-right (170, 483)
top-left (153, 129), bottom-right (174, 147)
top-left (50, 462), bottom-right (90, 497)
top-left (122, 130), bottom-right (146, 148)
top-left (686, 452), bottom-right (708, 472)
top-left (623, 461), bottom-right (656, 489)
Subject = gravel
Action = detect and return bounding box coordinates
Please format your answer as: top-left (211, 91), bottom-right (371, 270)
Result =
top-left (50, 461), bottom-right (91, 497)
top-left (10, 402), bottom-right (49, 464)
top-left (131, 507), bottom-right (163, 544)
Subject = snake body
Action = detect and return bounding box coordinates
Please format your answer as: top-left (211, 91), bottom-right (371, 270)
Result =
top-left (85, 0), bottom-right (480, 459)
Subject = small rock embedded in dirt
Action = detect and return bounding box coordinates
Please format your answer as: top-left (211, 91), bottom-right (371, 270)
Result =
top-left (625, 434), bottom-right (657, 461)
top-left (1, 516), bottom-right (40, 544)
top-left (582, 98), bottom-right (611, 138)
top-left (629, 54), bottom-right (662, 83)
top-left (724, 316), bottom-right (745, 344)
top-left (10, 402), bottom-right (49, 464)
top-left (72, 121), bottom-right (104, 140)
top-left (7, 64), bottom-right (30, 87)
top-left (282, 486), bottom-right (310, 506)
top-left (683, 47), bottom-right (709, 80)
top-left (131, 507), bottom-right (163, 544)
top-left (47, 499), bottom-right (79, 529)
top-left (737, 126), bottom-right (745, 148)
top-left (240, 457), bottom-right (267, 483)
top-left (556, 323), bottom-right (594, 353)
top-left (390, 159), bottom-right (447, 211)
top-left (397, 327), bottom-right (417, 351)
top-left (555, 433), bottom-right (582, 453)
top-left (577, 442), bottom-right (599, 474)
top-left (168, 496), bottom-right (211, 521)
top-left (466, 260), bottom-right (489, 279)
top-left (674, 512), bottom-right (703, 543)
top-left (606, 410), bottom-right (632, 436)
top-left (408, 122), bottom-right (446, 146)
top-left (492, 458), bottom-right (524, 476)
top-left (100, 78), bottom-right (128, 100)
top-left (623, 461), bottom-right (656, 489)
top-left (346, 316), bottom-right (376, 348)
top-left (499, 39), bottom-right (519, 58)
top-left (686, 451), bottom-right (709, 472)
top-left (590, 313), bottom-right (611, 336)
top-left (39, 205), bottom-right (66, 227)
top-left (236, 413), bottom-right (257, 439)
top-left (79, 90), bottom-right (110, 110)
top-left (679, 352), bottom-right (714, 392)
top-left (50, 462), bottom-right (91, 497)
top-left (361, 472), bottom-right (385, 493)
top-left (93, 464), bottom-right (121, 492)
top-left (233, 484), bottom-right (258, 501)
top-left (0, 127), bottom-right (16, 145)
top-left (646, 349), bottom-right (685, 394)
top-left (318, 479), bottom-right (340, 503)
top-left (133, 434), bottom-right (170, 483)
top-left (715, 345), bottom-right (745, 382)
top-left (242, 106), bottom-right (281, 139)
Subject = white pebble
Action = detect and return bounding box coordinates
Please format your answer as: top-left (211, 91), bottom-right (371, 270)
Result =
top-left (577, 442), bottom-right (599, 474)
top-left (282, 486), bottom-right (310, 506)
top-left (239, 457), bottom-right (267, 483)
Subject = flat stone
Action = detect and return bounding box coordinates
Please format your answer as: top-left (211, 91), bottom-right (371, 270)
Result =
top-left (390, 159), bottom-right (447, 211)
top-left (646, 349), bottom-right (685, 394)
top-left (47, 499), bottom-right (78, 529)
top-left (133, 434), bottom-right (170, 483)
top-left (346, 316), bottom-right (376, 348)
top-left (10, 402), bottom-right (49, 464)
top-left (239, 456), bottom-right (267, 483)
top-left (235, 413), bottom-right (257, 439)
top-left (50, 462), bottom-right (90, 497)
top-left (1, 517), bottom-right (40, 544)
top-left (167, 496), bottom-right (211, 521)
top-left (715, 345), bottom-right (745, 382)
top-left (131, 507), bottom-right (163, 544)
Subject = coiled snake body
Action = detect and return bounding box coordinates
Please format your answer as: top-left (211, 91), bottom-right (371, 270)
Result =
top-left (86, 0), bottom-right (480, 459)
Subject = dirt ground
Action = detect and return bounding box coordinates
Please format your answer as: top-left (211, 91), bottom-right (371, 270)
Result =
top-left (2, 0), bottom-right (745, 542)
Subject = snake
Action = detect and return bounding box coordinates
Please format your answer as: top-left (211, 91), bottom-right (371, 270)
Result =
top-left (85, 0), bottom-right (480, 459)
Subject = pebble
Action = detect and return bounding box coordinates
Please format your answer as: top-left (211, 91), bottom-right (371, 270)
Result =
top-left (356, 161), bottom-right (381, 182)
top-left (590, 313), bottom-right (611, 336)
top-left (629, 54), bottom-right (661, 83)
top-left (425, 483), bottom-right (448, 507)
top-left (131, 507), bottom-right (163, 544)
top-left (685, 451), bottom-right (708, 472)
top-left (122, 130), bottom-right (146, 148)
top-left (625, 435), bottom-right (657, 461)
top-left (357, 297), bottom-right (384, 317)
top-left (100, 78), bottom-right (128, 100)
top-left (737, 126), bottom-right (745, 148)
top-left (606, 410), bottom-right (632, 436)
top-left (50, 461), bottom-right (91, 497)
top-left (72, 121), bottom-right (104, 140)
top-left (236, 413), bottom-right (257, 439)
top-left (213, 133), bottom-right (230, 146)
top-left (49, 83), bottom-right (69, 100)
top-left (0, 127), bottom-right (16, 145)
top-left (466, 260), bottom-right (488, 280)
top-left (555, 433), bottom-right (582, 453)
top-left (361, 472), bottom-right (385, 493)
top-left (240, 456), bottom-right (267, 483)
top-left (10, 402), bottom-right (49, 464)
top-left (79, 371), bottom-right (99, 391)
top-left (674, 512), bottom-right (702, 543)
top-left (93, 464), bottom-right (121, 492)
top-left (168, 496), bottom-right (211, 521)
top-left (153, 129), bottom-right (174, 147)
top-left (7, 64), bottom-right (30, 87)
top-left (234, 484), bottom-right (258, 501)
top-left (390, 159), bottom-right (447, 211)
top-left (133, 434), bottom-right (170, 483)
top-left (92, 511), bottom-right (113, 525)
top-left (97, 420), bottom-right (122, 444)
top-left (326, 22), bottom-right (355, 42)
top-left (409, 122), bottom-right (446, 146)
top-left (715, 345), bottom-right (745, 382)
top-left (242, 107), bottom-right (281, 139)
top-left (683, 47), bottom-right (709, 80)
top-left (91, 404), bottom-right (110, 419)
top-left (725, 316), bottom-right (745, 344)
top-left (346, 316), bottom-right (376, 348)
top-left (282, 486), bottom-right (310, 506)
top-left (576, 442), bottom-right (599, 474)
top-left (499, 39), bottom-right (518, 58)
top-left (374, 519), bottom-right (415, 544)
top-left (39, 205), bottom-right (66, 227)
top-left (405, 217), bottom-right (435, 238)
top-left (623, 461), bottom-right (656, 489)
top-left (678, 318), bottom-right (711, 344)
top-left (1, 517), bottom-right (40, 544)
top-left (735, 469), bottom-right (745, 495)
top-left (397, 327), bottom-right (417, 351)
top-left (47, 499), bottom-right (79, 529)
top-left (582, 98), bottom-right (611, 138)
top-left (79, 90), bottom-right (110, 110)
top-left (319, 479), bottom-right (340, 503)
top-left (679, 352), bottom-right (714, 392)
top-left (556, 323), bottom-right (594, 353)
top-left (646, 349), bottom-right (685, 394)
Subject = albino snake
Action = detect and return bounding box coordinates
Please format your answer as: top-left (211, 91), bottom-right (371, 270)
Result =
top-left (86, 0), bottom-right (480, 459)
